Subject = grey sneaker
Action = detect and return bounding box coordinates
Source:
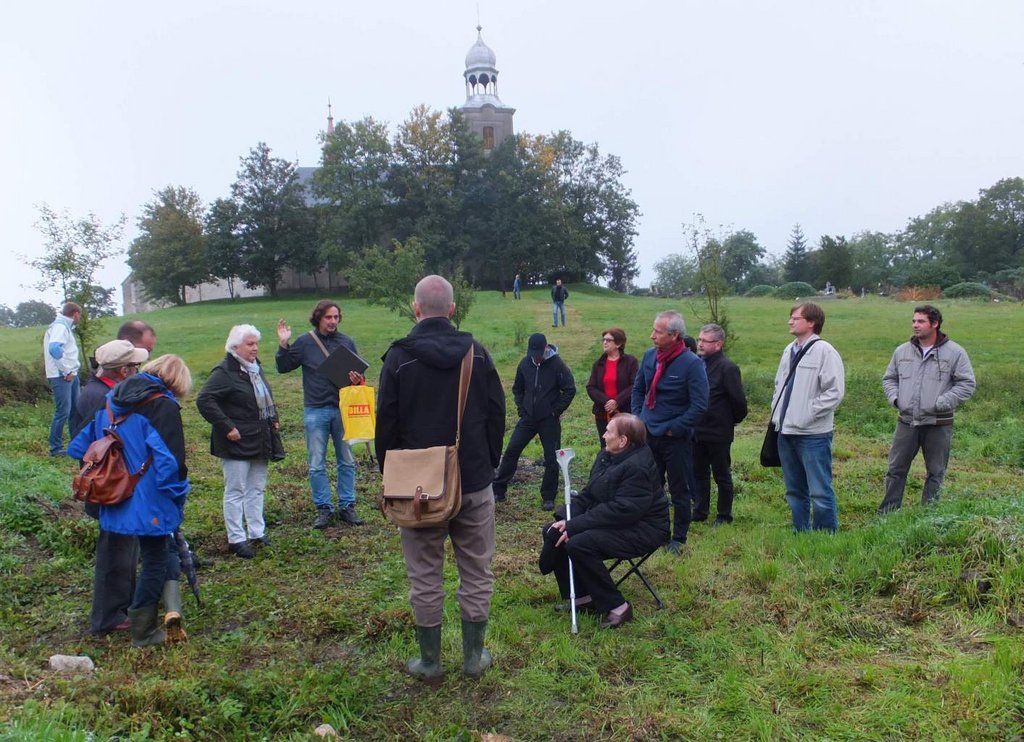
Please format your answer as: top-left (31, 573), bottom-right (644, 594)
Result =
top-left (665, 539), bottom-right (684, 555)
top-left (337, 504), bottom-right (364, 526)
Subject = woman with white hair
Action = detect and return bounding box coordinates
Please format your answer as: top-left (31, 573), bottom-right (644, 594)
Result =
top-left (197, 324), bottom-right (284, 558)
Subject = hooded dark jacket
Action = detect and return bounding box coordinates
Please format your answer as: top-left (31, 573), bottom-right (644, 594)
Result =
top-left (512, 344), bottom-right (576, 422)
top-left (564, 445), bottom-right (669, 537)
top-left (196, 353), bottom-right (280, 460)
top-left (68, 372), bottom-right (190, 536)
top-left (696, 350), bottom-right (748, 443)
top-left (375, 317), bottom-right (506, 494)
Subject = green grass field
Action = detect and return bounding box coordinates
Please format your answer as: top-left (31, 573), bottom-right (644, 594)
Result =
top-left (1, 288), bottom-right (1022, 740)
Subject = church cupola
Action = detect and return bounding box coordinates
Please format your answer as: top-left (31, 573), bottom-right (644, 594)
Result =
top-left (460, 25), bottom-right (515, 152)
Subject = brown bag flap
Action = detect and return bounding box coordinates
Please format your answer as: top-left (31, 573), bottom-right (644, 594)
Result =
top-left (381, 446), bottom-right (451, 500)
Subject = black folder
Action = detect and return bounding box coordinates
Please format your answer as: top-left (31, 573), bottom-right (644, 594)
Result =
top-left (315, 343), bottom-right (369, 388)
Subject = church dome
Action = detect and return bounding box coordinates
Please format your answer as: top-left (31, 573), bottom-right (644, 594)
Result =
top-left (465, 26), bottom-right (496, 70)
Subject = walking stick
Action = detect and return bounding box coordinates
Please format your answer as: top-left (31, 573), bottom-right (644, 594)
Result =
top-left (556, 448), bottom-right (577, 634)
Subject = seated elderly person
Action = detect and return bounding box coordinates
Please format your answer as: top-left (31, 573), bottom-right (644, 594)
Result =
top-left (540, 413), bottom-right (669, 628)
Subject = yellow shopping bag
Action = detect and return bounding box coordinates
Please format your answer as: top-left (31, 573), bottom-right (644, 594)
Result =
top-left (339, 385), bottom-right (376, 442)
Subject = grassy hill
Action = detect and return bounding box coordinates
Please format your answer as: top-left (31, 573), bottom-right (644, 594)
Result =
top-left (1, 288), bottom-right (1022, 740)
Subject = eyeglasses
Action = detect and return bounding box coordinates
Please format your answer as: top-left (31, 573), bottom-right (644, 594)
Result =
top-left (601, 337), bottom-right (615, 342)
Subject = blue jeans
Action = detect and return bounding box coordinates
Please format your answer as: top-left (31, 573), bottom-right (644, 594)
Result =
top-left (132, 535), bottom-right (180, 609)
top-left (48, 375), bottom-right (80, 455)
top-left (778, 433), bottom-right (838, 532)
top-left (552, 301), bottom-right (566, 326)
top-left (303, 405), bottom-right (356, 511)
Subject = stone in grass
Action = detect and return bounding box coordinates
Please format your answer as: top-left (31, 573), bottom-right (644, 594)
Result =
top-left (314, 724), bottom-right (338, 738)
top-left (49, 655), bottom-right (95, 673)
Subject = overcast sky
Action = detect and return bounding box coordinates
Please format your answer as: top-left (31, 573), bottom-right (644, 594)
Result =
top-left (2, 0), bottom-right (1022, 311)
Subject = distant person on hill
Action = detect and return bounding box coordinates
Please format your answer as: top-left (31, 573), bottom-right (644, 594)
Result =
top-left (492, 332), bottom-right (576, 510)
top-left (631, 310), bottom-right (708, 554)
top-left (74, 339), bottom-right (149, 636)
top-left (551, 279), bottom-right (569, 327)
top-left (276, 300), bottom-right (365, 530)
top-left (513, 273), bottom-right (522, 300)
top-left (877, 305), bottom-right (975, 514)
top-left (769, 302), bottom-right (845, 532)
top-left (197, 324), bottom-right (283, 559)
top-left (692, 324), bottom-right (748, 526)
top-left (43, 301), bottom-right (82, 456)
top-left (585, 327), bottom-right (639, 447)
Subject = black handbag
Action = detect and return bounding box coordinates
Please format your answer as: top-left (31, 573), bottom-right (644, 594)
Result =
top-left (760, 339), bottom-right (819, 468)
top-left (270, 425), bottom-right (286, 462)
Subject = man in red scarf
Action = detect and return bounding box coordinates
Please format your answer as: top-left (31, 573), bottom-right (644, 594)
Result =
top-left (631, 311), bottom-right (709, 554)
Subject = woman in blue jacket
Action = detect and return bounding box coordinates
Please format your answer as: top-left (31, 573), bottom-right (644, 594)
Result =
top-left (69, 354), bottom-right (192, 647)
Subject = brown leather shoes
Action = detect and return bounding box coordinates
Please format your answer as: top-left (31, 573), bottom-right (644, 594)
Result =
top-left (600, 604), bottom-right (633, 629)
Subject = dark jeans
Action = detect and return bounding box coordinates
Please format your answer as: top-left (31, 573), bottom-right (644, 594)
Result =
top-left (132, 535), bottom-right (181, 609)
top-left (647, 434), bottom-right (696, 543)
top-left (542, 522), bottom-right (667, 613)
top-left (492, 415), bottom-right (561, 502)
top-left (878, 422), bottom-right (954, 513)
top-left (693, 440), bottom-right (735, 521)
top-left (91, 529), bottom-right (139, 633)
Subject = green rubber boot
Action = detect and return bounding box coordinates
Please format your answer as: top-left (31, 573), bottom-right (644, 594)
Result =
top-left (161, 580), bottom-right (188, 643)
top-left (461, 619), bottom-right (492, 679)
top-left (128, 604), bottom-right (166, 648)
top-left (405, 625), bottom-right (443, 681)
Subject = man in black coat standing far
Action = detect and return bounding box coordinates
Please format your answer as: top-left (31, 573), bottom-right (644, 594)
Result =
top-left (693, 323), bottom-right (748, 525)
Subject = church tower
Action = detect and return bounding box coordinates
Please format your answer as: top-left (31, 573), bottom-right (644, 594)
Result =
top-left (460, 26), bottom-right (515, 152)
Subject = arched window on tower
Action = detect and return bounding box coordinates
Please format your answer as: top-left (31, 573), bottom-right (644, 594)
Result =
top-left (483, 126), bottom-right (495, 150)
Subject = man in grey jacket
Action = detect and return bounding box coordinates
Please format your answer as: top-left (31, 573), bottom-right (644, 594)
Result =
top-left (877, 305), bottom-right (976, 514)
top-left (770, 302), bottom-right (845, 532)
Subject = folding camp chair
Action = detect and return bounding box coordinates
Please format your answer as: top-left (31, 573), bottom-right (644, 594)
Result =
top-left (608, 547), bottom-right (666, 609)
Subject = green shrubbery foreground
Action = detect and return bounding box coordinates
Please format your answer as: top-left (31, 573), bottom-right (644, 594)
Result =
top-left (1, 292), bottom-right (1022, 740)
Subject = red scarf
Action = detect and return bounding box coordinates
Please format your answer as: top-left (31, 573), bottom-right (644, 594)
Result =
top-left (645, 339), bottom-right (686, 409)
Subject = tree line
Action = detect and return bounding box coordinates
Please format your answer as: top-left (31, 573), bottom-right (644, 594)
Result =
top-left (126, 107), bottom-right (641, 306)
top-left (654, 177), bottom-right (1024, 298)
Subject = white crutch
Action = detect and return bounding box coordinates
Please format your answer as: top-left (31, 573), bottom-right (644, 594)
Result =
top-left (555, 447), bottom-right (578, 634)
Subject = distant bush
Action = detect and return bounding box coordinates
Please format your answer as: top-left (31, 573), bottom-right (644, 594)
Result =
top-left (943, 282), bottom-right (992, 299)
top-left (744, 285), bottom-right (776, 297)
top-left (0, 359), bottom-right (49, 407)
top-left (895, 286), bottom-right (942, 302)
top-left (772, 282), bottom-right (816, 300)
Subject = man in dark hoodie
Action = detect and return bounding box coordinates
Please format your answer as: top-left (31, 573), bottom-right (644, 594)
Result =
top-left (376, 275), bottom-right (506, 680)
top-left (492, 332), bottom-right (577, 510)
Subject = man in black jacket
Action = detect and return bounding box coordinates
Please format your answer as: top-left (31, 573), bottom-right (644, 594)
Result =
top-left (693, 324), bottom-right (748, 525)
top-left (376, 275), bottom-right (506, 680)
top-left (492, 332), bottom-right (577, 510)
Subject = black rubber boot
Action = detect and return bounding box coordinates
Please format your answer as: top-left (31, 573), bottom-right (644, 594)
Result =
top-left (128, 604), bottom-right (166, 648)
top-left (461, 619), bottom-right (492, 679)
top-left (405, 625), bottom-right (443, 681)
top-left (161, 580), bottom-right (188, 643)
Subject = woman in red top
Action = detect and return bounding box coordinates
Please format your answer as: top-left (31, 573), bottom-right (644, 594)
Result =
top-left (585, 327), bottom-right (640, 447)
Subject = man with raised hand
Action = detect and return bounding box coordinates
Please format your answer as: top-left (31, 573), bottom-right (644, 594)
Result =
top-left (769, 302), bottom-right (845, 532)
top-left (877, 305), bottom-right (975, 514)
top-left (277, 300), bottom-right (364, 529)
top-left (631, 310), bottom-right (708, 553)
top-left (376, 275), bottom-right (505, 680)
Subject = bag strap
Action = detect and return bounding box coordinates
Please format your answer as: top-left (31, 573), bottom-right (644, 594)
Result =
top-left (104, 391), bottom-right (166, 429)
top-left (769, 339), bottom-right (821, 420)
top-left (307, 330), bottom-right (331, 358)
top-left (454, 345), bottom-right (474, 450)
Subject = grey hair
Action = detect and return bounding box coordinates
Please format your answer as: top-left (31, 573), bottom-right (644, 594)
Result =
top-left (656, 311), bottom-right (686, 337)
top-left (225, 324), bottom-right (261, 353)
top-left (700, 323), bottom-right (725, 342)
top-left (414, 275), bottom-right (454, 317)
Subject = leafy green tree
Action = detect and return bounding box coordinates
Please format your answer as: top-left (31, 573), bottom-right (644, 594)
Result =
top-left (684, 215), bottom-right (731, 338)
top-left (0, 305), bottom-right (14, 327)
top-left (720, 229), bottom-right (766, 292)
top-left (652, 254), bottom-right (698, 296)
top-left (783, 223), bottom-right (813, 284)
top-left (813, 235), bottom-right (853, 290)
top-left (848, 231), bottom-right (897, 292)
top-left (230, 142), bottom-right (309, 296)
top-left (204, 198), bottom-right (244, 298)
top-left (128, 186), bottom-right (208, 305)
top-left (11, 300), bottom-right (55, 327)
top-left (25, 204), bottom-right (126, 351)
